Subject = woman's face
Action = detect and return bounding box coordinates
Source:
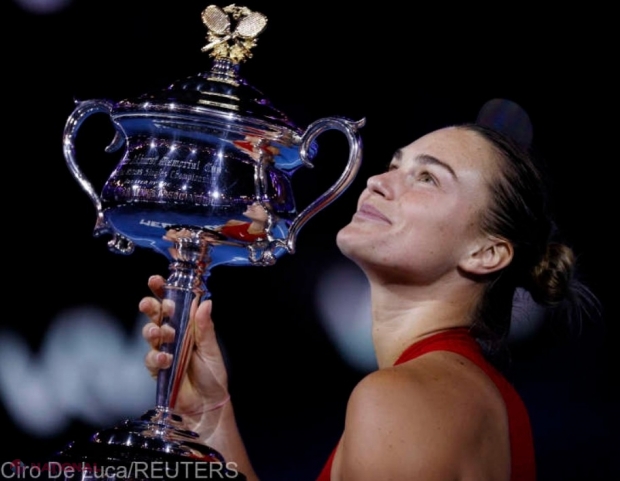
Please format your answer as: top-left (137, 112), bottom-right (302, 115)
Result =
top-left (244, 202), bottom-right (268, 222)
top-left (336, 126), bottom-right (500, 284)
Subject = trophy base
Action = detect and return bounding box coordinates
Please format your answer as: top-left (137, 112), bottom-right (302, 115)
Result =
top-left (52, 408), bottom-right (246, 480)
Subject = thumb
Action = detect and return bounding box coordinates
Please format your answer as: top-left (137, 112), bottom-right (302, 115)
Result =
top-left (193, 299), bottom-right (221, 357)
top-left (191, 298), bottom-right (229, 391)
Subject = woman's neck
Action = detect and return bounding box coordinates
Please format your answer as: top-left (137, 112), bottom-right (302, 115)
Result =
top-left (369, 280), bottom-right (482, 368)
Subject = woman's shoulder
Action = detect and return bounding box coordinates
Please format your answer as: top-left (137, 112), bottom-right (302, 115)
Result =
top-left (356, 351), bottom-right (501, 411)
top-left (333, 351), bottom-right (509, 480)
top-left (349, 350), bottom-right (503, 427)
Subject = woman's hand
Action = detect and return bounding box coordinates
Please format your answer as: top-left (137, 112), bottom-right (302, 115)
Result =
top-left (140, 275), bottom-right (230, 435)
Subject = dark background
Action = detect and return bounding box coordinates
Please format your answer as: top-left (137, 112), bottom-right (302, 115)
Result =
top-left (3, 1), bottom-right (617, 480)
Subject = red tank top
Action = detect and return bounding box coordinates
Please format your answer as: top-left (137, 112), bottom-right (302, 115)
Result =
top-left (219, 222), bottom-right (266, 242)
top-left (316, 327), bottom-right (536, 480)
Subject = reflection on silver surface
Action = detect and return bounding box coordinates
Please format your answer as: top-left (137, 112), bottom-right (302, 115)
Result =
top-left (59, 3), bottom-right (364, 478)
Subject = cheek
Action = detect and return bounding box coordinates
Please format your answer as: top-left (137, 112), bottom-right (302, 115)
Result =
top-left (399, 203), bottom-right (476, 251)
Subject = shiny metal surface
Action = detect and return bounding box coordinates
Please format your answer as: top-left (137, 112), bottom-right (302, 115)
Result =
top-left (59, 4), bottom-right (363, 477)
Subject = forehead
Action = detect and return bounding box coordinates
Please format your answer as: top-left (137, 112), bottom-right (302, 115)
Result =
top-left (400, 127), bottom-right (499, 174)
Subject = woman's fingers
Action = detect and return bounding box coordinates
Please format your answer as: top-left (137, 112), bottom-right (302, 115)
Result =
top-left (140, 296), bottom-right (175, 325)
top-left (142, 322), bottom-right (176, 348)
top-left (139, 297), bottom-right (162, 324)
top-left (144, 348), bottom-right (173, 377)
top-left (141, 274), bottom-right (177, 378)
top-left (147, 275), bottom-right (166, 299)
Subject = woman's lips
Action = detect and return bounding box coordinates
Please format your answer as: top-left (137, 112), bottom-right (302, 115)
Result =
top-left (354, 203), bottom-right (391, 224)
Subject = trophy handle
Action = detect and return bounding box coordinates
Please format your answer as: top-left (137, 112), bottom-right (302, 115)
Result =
top-left (63, 99), bottom-right (134, 254)
top-left (281, 116), bottom-right (365, 253)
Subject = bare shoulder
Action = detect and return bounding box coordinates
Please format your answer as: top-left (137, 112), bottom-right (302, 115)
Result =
top-left (331, 351), bottom-right (510, 481)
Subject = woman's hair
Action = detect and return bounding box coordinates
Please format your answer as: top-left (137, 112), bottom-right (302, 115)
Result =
top-left (456, 123), bottom-right (599, 352)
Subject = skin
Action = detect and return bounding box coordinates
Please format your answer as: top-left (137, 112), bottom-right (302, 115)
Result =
top-left (222, 201), bottom-right (269, 234)
top-left (243, 202), bottom-right (268, 223)
top-left (142, 126), bottom-right (516, 481)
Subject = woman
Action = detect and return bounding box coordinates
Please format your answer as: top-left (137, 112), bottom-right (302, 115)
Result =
top-left (141, 122), bottom-right (586, 480)
top-left (217, 201), bottom-right (269, 242)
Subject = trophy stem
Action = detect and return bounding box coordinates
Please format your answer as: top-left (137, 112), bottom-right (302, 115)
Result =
top-left (51, 231), bottom-right (247, 478)
top-left (156, 228), bottom-right (214, 411)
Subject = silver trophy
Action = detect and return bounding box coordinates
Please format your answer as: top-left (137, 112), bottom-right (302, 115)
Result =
top-left (58, 4), bottom-right (363, 480)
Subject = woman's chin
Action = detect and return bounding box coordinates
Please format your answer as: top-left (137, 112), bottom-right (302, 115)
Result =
top-left (335, 223), bottom-right (361, 258)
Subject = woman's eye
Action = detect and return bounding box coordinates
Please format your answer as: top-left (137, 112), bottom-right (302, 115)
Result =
top-left (418, 171), bottom-right (436, 184)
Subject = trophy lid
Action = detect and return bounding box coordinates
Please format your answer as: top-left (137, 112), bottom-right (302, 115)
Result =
top-left (113, 4), bottom-right (301, 141)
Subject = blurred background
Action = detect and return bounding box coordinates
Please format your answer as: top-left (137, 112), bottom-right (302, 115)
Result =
top-left (3, 0), bottom-right (616, 479)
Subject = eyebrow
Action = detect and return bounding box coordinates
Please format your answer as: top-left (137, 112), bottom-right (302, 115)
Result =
top-left (393, 149), bottom-right (458, 180)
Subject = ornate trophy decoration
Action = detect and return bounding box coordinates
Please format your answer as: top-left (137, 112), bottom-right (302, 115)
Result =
top-left (59, 4), bottom-right (363, 480)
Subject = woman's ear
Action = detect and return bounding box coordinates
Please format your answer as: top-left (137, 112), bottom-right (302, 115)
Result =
top-left (459, 236), bottom-right (514, 275)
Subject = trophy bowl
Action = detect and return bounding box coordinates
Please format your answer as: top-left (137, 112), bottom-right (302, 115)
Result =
top-left (57, 4), bottom-right (363, 480)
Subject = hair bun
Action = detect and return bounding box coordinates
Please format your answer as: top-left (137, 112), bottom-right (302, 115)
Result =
top-left (528, 242), bottom-right (576, 306)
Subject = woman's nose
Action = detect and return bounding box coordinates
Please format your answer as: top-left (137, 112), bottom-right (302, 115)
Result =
top-left (366, 171), bottom-right (394, 199)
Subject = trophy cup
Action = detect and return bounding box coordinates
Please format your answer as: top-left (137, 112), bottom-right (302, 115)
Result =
top-left (57, 4), bottom-right (363, 480)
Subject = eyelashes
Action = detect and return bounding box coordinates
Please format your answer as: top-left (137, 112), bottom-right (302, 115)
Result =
top-left (383, 163), bottom-right (438, 186)
top-left (417, 171), bottom-right (437, 185)
top-left (385, 162), bottom-right (397, 172)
